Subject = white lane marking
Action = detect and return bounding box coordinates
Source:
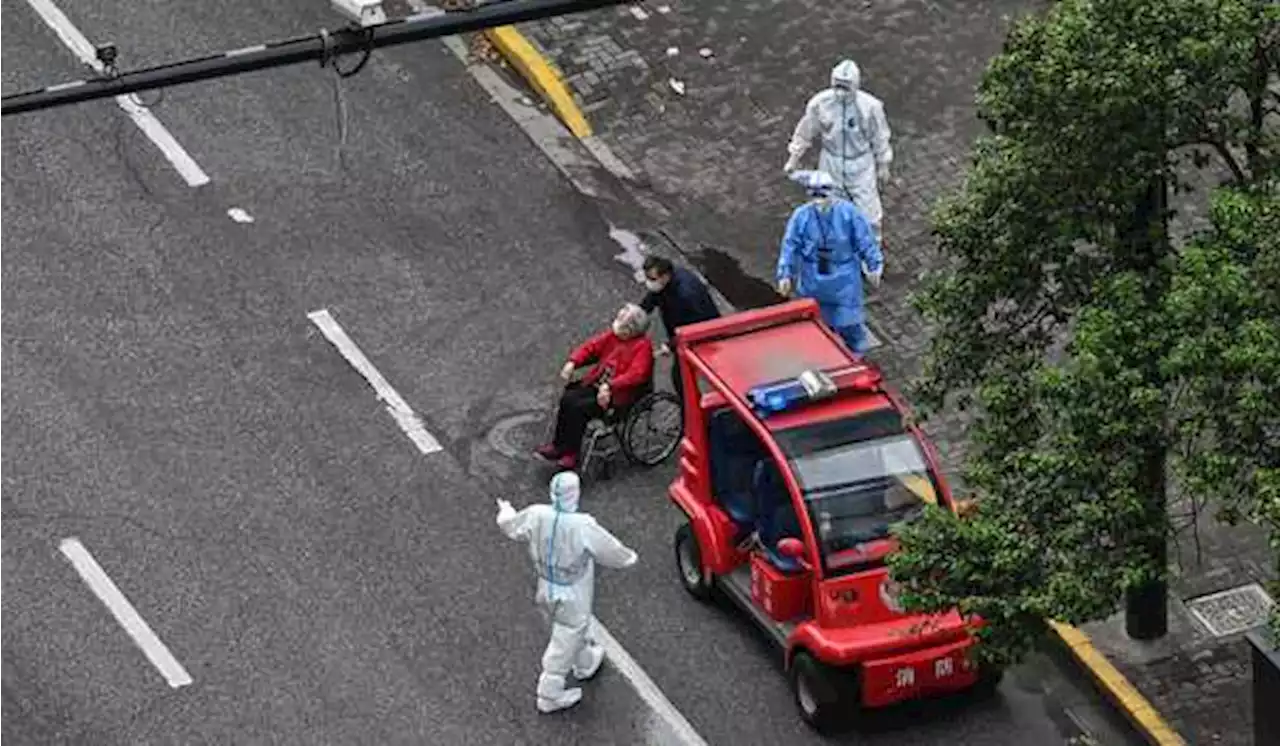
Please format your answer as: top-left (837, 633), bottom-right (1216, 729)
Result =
top-left (306, 309), bottom-right (443, 455)
top-left (26, 0), bottom-right (211, 187)
top-left (227, 207), bottom-right (255, 223)
top-left (594, 623), bottom-right (711, 746)
top-left (58, 538), bottom-right (193, 689)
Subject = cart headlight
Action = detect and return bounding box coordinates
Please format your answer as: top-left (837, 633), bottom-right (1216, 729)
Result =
top-left (879, 578), bottom-right (905, 613)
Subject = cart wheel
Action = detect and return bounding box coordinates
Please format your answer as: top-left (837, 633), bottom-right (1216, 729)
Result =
top-left (790, 652), bottom-right (854, 734)
top-left (674, 524), bottom-right (713, 600)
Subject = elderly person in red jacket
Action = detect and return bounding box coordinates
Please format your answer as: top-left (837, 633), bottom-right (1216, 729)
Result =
top-left (537, 304), bottom-right (655, 469)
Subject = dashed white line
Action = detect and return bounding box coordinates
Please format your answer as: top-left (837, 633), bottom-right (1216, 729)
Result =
top-left (593, 624), bottom-right (711, 746)
top-left (306, 309), bottom-right (443, 455)
top-left (58, 538), bottom-right (193, 689)
top-left (26, 0), bottom-right (211, 188)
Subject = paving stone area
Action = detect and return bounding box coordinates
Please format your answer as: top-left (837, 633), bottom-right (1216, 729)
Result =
top-left (1076, 471), bottom-right (1275, 745)
top-left (506, 2), bottom-right (1277, 743)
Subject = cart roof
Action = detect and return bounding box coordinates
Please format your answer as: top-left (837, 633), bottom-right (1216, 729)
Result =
top-left (678, 300), bottom-right (889, 432)
top-left (690, 316), bottom-right (853, 398)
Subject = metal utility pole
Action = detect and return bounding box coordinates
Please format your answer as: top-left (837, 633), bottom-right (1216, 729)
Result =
top-left (2, 0), bottom-right (625, 116)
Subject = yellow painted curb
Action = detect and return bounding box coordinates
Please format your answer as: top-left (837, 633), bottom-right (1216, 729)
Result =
top-left (482, 26), bottom-right (593, 139)
top-left (1048, 621), bottom-right (1187, 746)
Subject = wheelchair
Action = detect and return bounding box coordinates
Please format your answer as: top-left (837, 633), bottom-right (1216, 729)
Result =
top-left (550, 368), bottom-right (684, 481)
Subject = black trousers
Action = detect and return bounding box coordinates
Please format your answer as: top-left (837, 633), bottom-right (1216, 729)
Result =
top-left (669, 362), bottom-right (684, 403)
top-left (553, 383), bottom-right (605, 452)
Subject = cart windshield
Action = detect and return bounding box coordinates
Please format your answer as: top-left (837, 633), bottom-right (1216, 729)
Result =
top-left (776, 408), bottom-right (938, 574)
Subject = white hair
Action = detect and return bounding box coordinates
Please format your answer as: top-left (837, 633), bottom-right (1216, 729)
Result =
top-left (616, 303), bottom-right (650, 337)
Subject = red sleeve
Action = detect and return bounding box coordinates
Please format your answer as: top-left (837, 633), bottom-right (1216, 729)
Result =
top-left (569, 330), bottom-right (613, 366)
top-left (610, 339), bottom-right (654, 391)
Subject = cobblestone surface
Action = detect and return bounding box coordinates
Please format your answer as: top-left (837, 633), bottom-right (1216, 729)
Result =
top-left (1098, 494), bottom-right (1278, 746)
top-left (507, 2), bottom-right (1277, 744)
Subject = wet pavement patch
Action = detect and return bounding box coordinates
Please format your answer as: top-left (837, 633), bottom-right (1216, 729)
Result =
top-left (692, 244), bottom-right (783, 310)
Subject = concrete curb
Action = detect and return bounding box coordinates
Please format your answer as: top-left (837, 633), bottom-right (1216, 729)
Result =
top-left (482, 26), bottom-right (593, 139)
top-left (1047, 621), bottom-right (1187, 746)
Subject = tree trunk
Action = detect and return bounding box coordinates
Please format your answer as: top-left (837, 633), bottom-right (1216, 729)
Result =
top-left (1122, 172), bottom-right (1171, 641)
top-left (1244, 13), bottom-right (1267, 177)
top-left (1126, 441), bottom-right (1169, 640)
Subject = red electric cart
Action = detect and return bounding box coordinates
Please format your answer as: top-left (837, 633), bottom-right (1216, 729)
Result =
top-left (667, 299), bottom-right (998, 732)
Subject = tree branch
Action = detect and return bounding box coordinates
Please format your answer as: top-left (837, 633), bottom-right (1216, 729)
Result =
top-left (1206, 140), bottom-right (1249, 183)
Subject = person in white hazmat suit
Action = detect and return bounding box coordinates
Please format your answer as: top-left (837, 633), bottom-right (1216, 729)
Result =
top-left (784, 59), bottom-right (893, 245)
top-left (496, 471), bottom-right (639, 713)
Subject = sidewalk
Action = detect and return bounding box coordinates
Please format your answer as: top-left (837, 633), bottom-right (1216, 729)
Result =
top-left (1081, 504), bottom-right (1276, 746)
top-left (487, 1), bottom-right (1277, 744)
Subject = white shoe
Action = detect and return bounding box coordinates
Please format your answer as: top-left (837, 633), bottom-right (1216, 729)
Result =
top-left (536, 687), bottom-right (583, 713)
top-left (536, 674), bottom-right (584, 714)
top-left (573, 644), bottom-right (605, 681)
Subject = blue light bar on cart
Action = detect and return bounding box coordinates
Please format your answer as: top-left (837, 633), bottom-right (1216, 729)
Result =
top-left (747, 369), bottom-right (839, 416)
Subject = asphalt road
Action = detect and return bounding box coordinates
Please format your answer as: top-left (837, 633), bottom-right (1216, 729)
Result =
top-left (2, 0), bottom-right (1141, 743)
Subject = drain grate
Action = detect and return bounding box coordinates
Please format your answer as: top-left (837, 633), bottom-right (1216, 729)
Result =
top-left (1186, 583), bottom-right (1276, 637)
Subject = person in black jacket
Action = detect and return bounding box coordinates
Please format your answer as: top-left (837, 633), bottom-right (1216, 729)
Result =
top-left (639, 256), bottom-right (721, 400)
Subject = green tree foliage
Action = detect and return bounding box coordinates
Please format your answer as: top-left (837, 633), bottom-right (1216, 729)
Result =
top-left (1165, 186), bottom-right (1280, 637)
top-left (888, 0), bottom-right (1280, 661)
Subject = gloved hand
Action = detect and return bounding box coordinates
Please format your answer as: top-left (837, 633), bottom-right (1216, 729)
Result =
top-left (656, 343), bottom-right (671, 357)
top-left (496, 498), bottom-right (513, 513)
top-left (877, 162), bottom-right (891, 184)
top-left (777, 277), bottom-right (794, 298)
top-left (863, 262), bottom-right (883, 288)
top-left (559, 361), bottom-right (575, 381)
top-left (783, 153), bottom-right (802, 174)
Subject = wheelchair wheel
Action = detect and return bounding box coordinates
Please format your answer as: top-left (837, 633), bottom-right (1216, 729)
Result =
top-left (622, 391), bottom-right (683, 466)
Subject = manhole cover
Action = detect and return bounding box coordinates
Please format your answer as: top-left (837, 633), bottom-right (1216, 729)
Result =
top-left (486, 410), bottom-right (551, 460)
top-left (1186, 583), bottom-right (1276, 637)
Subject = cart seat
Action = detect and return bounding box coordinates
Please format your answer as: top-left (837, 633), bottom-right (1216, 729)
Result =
top-left (753, 460), bottom-right (805, 573)
top-left (707, 408), bottom-right (761, 532)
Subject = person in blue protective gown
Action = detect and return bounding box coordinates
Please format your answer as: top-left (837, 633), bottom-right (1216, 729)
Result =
top-left (776, 170), bottom-right (884, 354)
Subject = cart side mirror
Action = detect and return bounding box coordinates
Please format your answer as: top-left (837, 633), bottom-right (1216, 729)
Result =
top-left (955, 499), bottom-right (979, 518)
top-left (777, 537), bottom-right (806, 559)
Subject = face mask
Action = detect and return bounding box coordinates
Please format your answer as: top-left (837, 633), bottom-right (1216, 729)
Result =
top-left (644, 278), bottom-right (664, 293)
